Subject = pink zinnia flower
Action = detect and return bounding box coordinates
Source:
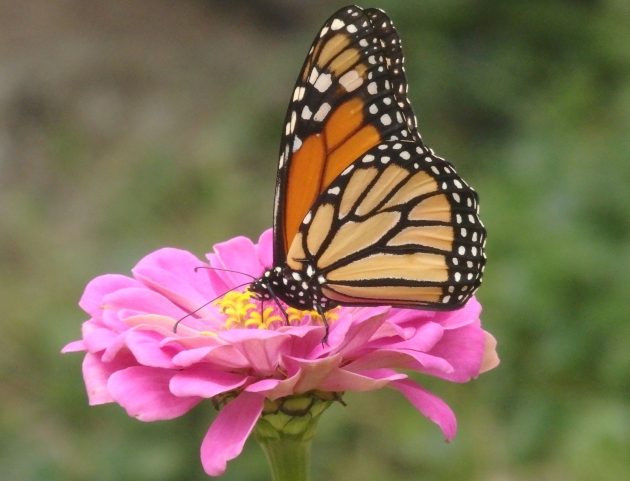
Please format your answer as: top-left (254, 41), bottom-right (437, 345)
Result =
top-left (63, 229), bottom-right (499, 476)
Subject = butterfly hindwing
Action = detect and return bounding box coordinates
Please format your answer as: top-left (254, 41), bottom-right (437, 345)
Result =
top-left (284, 141), bottom-right (486, 309)
top-left (273, 5), bottom-right (420, 265)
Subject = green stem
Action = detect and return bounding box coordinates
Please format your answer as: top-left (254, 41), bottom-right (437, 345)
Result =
top-left (257, 436), bottom-right (312, 481)
top-left (252, 392), bottom-right (342, 481)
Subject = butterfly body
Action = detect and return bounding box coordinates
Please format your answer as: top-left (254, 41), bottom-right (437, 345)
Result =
top-left (250, 5), bottom-right (486, 314)
top-left (250, 265), bottom-right (337, 312)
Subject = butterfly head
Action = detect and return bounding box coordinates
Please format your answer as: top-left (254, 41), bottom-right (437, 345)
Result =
top-left (249, 266), bottom-right (337, 312)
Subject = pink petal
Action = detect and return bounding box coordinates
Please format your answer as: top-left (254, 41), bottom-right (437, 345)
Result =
top-left (262, 354), bottom-right (342, 399)
top-left (328, 309), bottom-right (387, 356)
top-left (62, 340), bottom-right (85, 353)
top-left (280, 325), bottom-right (328, 358)
top-left (102, 286), bottom-right (188, 320)
top-left (256, 228), bottom-right (274, 269)
top-left (172, 344), bottom-right (250, 370)
top-left (383, 307), bottom-right (435, 326)
top-left (170, 366), bottom-right (248, 398)
top-left (125, 330), bottom-right (179, 368)
top-left (79, 274), bottom-right (140, 316)
top-left (132, 248), bottom-right (216, 316)
top-left (319, 367), bottom-right (405, 392)
top-left (373, 321), bottom-right (445, 352)
top-left (341, 350), bottom-right (413, 371)
top-left (245, 378), bottom-right (282, 393)
top-left (350, 348), bottom-right (454, 377)
top-left (432, 297), bottom-right (482, 329)
top-left (391, 378), bottom-right (457, 441)
top-left (200, 392), bottom-right (264, 476)
top-left (210, 236), bottom-right (263, 287)
top-left (81, 350), bottom-right (136, 405)
top-left (479, 331), bottom-right (500, 373)
top-left (82, 353), bottom-right (117, 404)
top-left (427, 321), bottom-right (486, 382)
top-left (108, 366), bottom-right (201, 421)
top-left (217, 329), bottom-right (290, 375)
top-left (81, 320), bottom-right (120, 353)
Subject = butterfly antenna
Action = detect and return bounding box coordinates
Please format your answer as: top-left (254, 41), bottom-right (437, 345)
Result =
top-left (173, 280), bottom-right (253, 333)
top-left (194, 266), bottom-right (258, 281)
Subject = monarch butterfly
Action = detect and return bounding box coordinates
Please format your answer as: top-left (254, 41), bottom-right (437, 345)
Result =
top-left (249, 5), bottom-right (486, 321)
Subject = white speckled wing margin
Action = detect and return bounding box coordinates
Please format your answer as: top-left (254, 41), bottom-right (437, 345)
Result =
top-left (287, 141), bottom-right (486, 309)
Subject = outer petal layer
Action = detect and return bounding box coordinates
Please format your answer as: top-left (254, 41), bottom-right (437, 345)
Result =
top-left (108, 366), bottom-right (201, 421)
top-left (201, 392), bottom-right (265, 476)
top-left (391, 378), bottom-right (457, 441)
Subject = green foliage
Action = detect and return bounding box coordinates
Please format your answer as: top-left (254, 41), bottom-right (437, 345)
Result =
top-left (1, 1), bottom-right (627, 480)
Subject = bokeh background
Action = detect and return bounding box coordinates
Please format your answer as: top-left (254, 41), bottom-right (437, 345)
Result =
top-left (1, 1), bottom-right (628, 480)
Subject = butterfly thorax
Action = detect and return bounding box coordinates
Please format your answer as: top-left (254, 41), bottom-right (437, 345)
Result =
top-left (249, 266), bottom-right (337, 312)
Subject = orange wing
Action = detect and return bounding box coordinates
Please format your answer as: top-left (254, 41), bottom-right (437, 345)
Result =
top-left (273, 5), bottom-right (421, 264)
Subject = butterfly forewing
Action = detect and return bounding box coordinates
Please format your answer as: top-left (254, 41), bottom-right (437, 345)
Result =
top-left (274, 5), bottom-right (420, 264)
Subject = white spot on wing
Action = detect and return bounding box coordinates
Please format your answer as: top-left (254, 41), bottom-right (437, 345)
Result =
top-left (290, 110), bottom-right (297, 133)
top-left (330, 19), bottom-right (345, 30)
top-left (313, 103), bottom-right (331, 122)
top-left (292, 136), bottom-right (302, 152)
top-left (314, 73), bottom-right (332, 93)
top-left (301, 105), bottom-right (312, 120)
top-left (308, 68), bottom-right (319, 84)
top-left (292, 86), bottom-right (305, 101)
top-left (339, 70), bottom-right (363, 92)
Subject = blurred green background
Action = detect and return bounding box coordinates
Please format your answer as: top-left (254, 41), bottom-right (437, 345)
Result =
top-left (1, 0), bottom-right (628, 480)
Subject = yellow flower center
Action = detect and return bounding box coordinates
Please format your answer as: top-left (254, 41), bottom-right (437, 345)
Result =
top-left (214, 290), bottom-right (339, 330)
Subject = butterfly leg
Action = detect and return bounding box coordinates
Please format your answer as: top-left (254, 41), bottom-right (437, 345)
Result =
top-left (266, 288), bottom-right (290, 325)
top-left (315, 303), bottom-right (330, 345)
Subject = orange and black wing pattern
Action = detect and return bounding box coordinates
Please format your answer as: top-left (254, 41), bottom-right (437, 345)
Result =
top-left (273, 5), bottom-right (486, 309)
top-left (273, 5), bottom-right (421, 264)
top-left (285, 142), bottom-right (486, 309)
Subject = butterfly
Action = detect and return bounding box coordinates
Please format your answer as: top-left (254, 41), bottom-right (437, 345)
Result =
top-left (249, 5), bottom-right (486, 323)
